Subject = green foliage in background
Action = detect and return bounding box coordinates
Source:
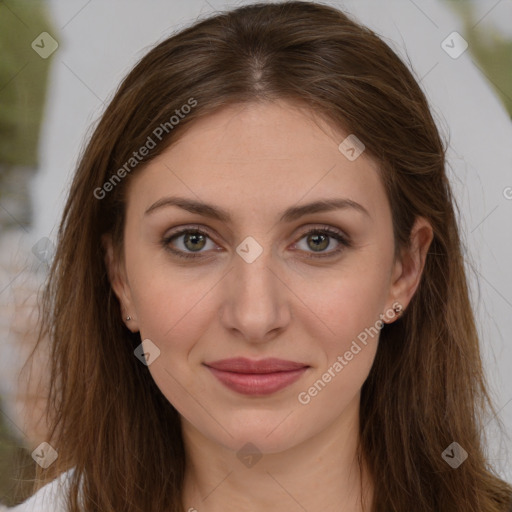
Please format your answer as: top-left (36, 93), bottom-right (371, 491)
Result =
top-left (466, 31), bottom-right (512, 116)
top-left (0, 0), bottom-right (56, 167)
top-left (0, 415), bottom-right (35, 506)
top-left (445, 0), bottom-right (512, 117)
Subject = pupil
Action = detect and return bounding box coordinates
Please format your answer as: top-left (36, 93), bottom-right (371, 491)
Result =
top-left (185, 232), bottom-right (206, 251)
top-left (309, 233), bottom-right (328, 251)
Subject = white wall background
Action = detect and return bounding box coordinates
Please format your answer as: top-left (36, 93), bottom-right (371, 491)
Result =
top-left (9, 0), bottom-right (512, 480)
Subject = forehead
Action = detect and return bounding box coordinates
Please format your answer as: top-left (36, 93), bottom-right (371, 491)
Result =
top-left (166, 100), bottom-right (355, 164)
top-left (125, 100), bottom-right (387, 223)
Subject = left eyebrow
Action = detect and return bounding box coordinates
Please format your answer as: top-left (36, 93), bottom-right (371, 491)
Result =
top-left (144, 196), bottom-right (371, 222)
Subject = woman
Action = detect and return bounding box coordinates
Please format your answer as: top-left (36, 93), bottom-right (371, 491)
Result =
top-left (11, 1), bottom-right (512, 511)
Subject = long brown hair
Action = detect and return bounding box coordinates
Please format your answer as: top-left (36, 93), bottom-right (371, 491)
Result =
top-left (27, 1), bottom-right (512, 510)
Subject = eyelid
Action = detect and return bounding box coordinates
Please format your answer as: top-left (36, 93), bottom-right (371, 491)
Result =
top-left (164, 223), bottom-right (216, 240)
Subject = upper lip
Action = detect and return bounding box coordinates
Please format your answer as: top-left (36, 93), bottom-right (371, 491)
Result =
top-left (204, 357), bottom-right (308, 374)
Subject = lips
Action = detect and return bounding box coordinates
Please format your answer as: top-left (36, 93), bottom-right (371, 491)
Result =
top-left (204, 357), bottom-right (309, 396)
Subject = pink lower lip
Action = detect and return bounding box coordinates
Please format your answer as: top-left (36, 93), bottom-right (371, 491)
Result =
top-left (206, 366), bottom-right (308, 396)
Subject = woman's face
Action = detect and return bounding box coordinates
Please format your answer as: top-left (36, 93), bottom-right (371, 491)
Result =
top-left (106, 100), bottom-right (427, 454)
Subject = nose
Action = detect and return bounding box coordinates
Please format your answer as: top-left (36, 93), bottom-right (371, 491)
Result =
top-left (218, 242), bottom-right (291, 344)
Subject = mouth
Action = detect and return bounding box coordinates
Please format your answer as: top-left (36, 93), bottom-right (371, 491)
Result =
top-left (203, 357), bottom-right (309, 396)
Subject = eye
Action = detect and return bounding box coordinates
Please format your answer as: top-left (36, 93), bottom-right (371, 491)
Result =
top-left (162, 226), bottom-right (219, 260)
top-left (292, 226), bottom-right (350, 259)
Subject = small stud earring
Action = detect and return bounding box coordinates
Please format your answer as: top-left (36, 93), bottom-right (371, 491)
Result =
top-left (126, 316), bottom-right (131, 321)
top-left (393, 305), bottom-right (403, 318)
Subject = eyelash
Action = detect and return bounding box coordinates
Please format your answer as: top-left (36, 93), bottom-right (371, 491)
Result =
top-left (161, 224), bottom-right (351, 261)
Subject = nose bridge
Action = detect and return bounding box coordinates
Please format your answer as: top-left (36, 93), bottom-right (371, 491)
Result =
top-left (220, 235), bottom-right (289, 340)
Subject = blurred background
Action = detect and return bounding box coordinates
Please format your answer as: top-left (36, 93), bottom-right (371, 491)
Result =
top-left (0, 0), bottom-right (511, 506)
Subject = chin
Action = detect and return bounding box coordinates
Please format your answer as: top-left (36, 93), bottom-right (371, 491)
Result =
top-left (205, 411), bottom-right (312, 456)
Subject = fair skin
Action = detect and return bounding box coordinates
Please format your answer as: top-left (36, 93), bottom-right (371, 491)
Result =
top-left (104, 100), bottom-right (433, 512)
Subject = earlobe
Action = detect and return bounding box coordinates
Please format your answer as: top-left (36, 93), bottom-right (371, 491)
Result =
top-left (384, 217), bottom-right (433, 322)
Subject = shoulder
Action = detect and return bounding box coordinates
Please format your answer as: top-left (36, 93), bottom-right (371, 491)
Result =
top-left (6, 469), bottom-right (74, 512)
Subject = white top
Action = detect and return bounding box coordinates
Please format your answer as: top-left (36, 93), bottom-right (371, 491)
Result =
top-left (6, 469), bottom-right (74, 512)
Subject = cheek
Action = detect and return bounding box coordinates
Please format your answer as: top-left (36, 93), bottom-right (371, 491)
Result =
top-left (302, 254), bottom-right (392, 347)
top-left (303, 278), bottom-right (383, 394)
top-left (292, 266), bottom-right (387, 425)
top-left (292, 254), bottom-right (392, 414)
top-left (131, 268), bottom-right (219, 349)
top-left (129, 270), bottom-right (218, 423)
top-left (123, 227), bottom-right (220, 340)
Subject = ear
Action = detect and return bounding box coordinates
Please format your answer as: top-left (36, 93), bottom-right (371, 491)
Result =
top-left (102, 233), bottom-right (139, 332)
top-left (384, 216), bottom-right (433, 323)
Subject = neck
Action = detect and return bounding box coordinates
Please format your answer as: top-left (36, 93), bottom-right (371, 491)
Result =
top-left (180, 395), bottom-right (373, 512)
